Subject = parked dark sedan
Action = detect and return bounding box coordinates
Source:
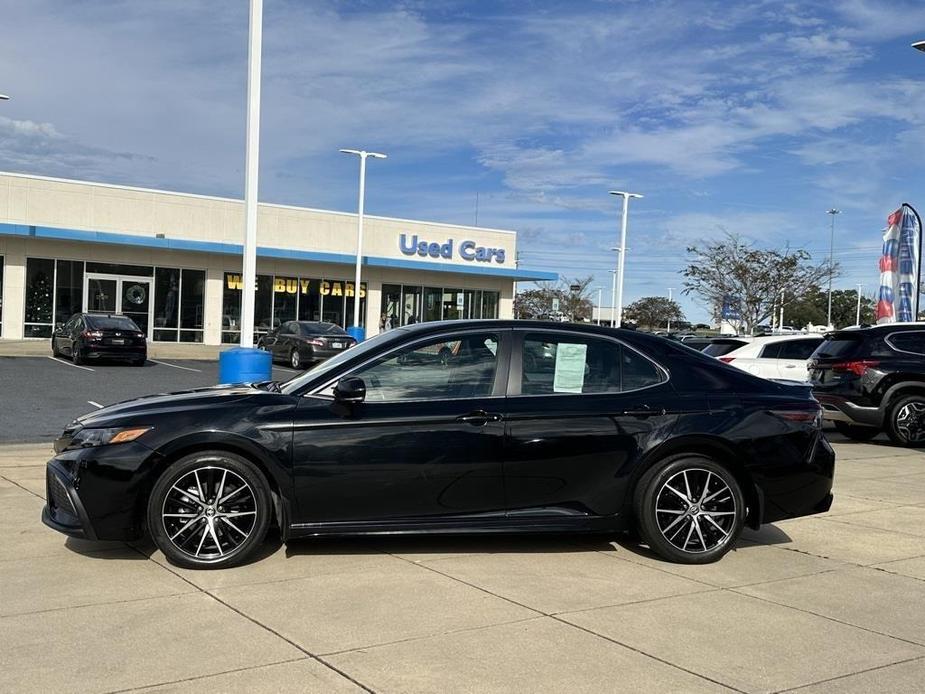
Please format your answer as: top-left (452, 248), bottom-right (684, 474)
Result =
top-left (257, 320), bottom-right (357, 369)
top-left (51, 313), bottom-right (147, 366)
top-left (43, 320), bottom-right (834, 569)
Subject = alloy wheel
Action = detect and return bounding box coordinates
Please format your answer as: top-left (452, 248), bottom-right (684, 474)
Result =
top-left (291, 349), bottom-right (301, 369)
top-left (654, 468), bottom-right (737, 553)
top-left (161, 465), bottom-right (257, 560)
top-left (895, 401), bottom-right (925, 443)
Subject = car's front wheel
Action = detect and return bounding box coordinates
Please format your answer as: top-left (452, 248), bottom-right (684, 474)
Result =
top-left (886, 394), bottom-right (925, 448)
top-left (290, 348), bottom-right (302, 369)
top-left (147, 451), bottom-right (272, 569)
top-left (833, 420), bottom-right (880, 442)
top-left (633, 454), bottom-right (745, 564)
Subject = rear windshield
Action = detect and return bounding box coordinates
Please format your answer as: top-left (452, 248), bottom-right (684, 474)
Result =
top-left (813, 335), bottom-right (862, 359)
top-left (702, 340), bottom-right (746, 357)
top-left (87, 316), bottom-right (140, 331)
top-left (299, 322), bottom-right (346, 336)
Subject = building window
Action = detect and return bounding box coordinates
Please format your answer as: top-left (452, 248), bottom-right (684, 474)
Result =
top-left (54, 260), bottom-right (84, 326)
top-left (24, 257), bottom-right (55, 337)
top-left (381, 285), bottom-right (500, 327)
top-left (221, 272), bottom-right (366, 343)
top-left (179, 269), bottom-right (205, 343)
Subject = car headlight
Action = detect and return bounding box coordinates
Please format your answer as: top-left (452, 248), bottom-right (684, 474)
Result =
top-left (69, 426), bottom-right (152, 449)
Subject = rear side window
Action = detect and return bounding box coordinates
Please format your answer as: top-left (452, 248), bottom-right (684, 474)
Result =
top-left (521, 334), bottom-right (665, 395)
top-left (777, 339), bottom-right (823, 360)
top-left (813, 336), bottom-right (863, 359)
top-left (702, 340), bottom-right (746, 357)
top-left (759, 343), bottom-right (781, 359)
top-left (886, 331), bottom-right (925, 356)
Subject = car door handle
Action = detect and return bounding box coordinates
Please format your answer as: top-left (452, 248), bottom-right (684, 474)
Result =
top-left (784, 364), bottom-right (797, 369)
top-left (456, 410), bottom-right (503, 425)
top-left (620, 405), bottom-right (666, 417)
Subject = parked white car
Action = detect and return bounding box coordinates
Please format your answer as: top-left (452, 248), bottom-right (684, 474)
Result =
top-left (717, 334), bottom-right (825, 382)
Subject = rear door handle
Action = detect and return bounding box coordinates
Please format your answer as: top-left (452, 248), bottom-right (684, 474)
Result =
top-left (620, 405), bottom-right (666, 417)
top-left (456, 410), bottom-right (503, 426)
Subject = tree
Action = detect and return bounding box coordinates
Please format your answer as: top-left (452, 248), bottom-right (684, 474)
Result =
top-left (624, 296), bottom-right (686, 330)
top-left (682, 233), bottom-right (833, 334)
top-left (514, 277), bottom-right (595, 322)
top-left (784, 286), bottom-right (877, 329)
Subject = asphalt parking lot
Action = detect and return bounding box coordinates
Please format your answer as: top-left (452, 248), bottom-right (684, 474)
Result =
top-left (1, 435), bottom-right (923, 693)
top-left (0, 356), bottom-right (303, 443)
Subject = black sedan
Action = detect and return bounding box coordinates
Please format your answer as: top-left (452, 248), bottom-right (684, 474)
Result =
top-left (257, 320), bottom-right (357, 369)
top-left (43, 320), bottom-right (835, 569)
top-left (51, 313), bottom-right (147, 366)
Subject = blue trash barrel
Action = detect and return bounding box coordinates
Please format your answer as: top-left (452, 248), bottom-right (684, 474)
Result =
top-left (346, 326), bottom-right (366, 343)
top-left (219, 347), bottom-right (272, 384)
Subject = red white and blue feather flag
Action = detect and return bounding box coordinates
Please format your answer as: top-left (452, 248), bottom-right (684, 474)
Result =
top-left (876, 204), bottom-right (922, 324)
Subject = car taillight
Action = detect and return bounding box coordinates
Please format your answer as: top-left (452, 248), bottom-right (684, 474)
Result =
top-left (719, 357), bottom-right (735, 363)
top-left (307, 338), bottom-right (325, 346)
top-left (771, 409), bottom-right (823, 428)
top-left (832, 359), bottom-right (879, 377)
top-left (83, 330), bottom-right (103, 339)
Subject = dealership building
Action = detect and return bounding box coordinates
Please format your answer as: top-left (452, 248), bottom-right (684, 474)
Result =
top-left (0, 172), bottom-right (554, 345)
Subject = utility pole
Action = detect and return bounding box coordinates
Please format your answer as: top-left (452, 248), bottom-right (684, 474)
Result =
top-left (667, 288), bottom-right (674, 332)
top-left (596, 287), bottom-right (603, 325)
top-left (856, 283), bottom-right (863, 325)
top-left (826, 208), bottom-right (840, 328)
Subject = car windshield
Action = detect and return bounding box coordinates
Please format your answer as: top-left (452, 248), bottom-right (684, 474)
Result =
top-left (279, 329), bottom-right (400, 394)
top-left (87, 316), bottom-right (140, 331)
top-left (702, 340), bottom-right (745, 357)
top-left (813, 335), bottom-right (862, 359)
top-left (299, 322), bottom-right (346, 336)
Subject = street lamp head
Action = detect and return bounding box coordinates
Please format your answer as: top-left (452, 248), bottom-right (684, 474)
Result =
top-left (339, 148), bottom-right (387, 160)
top-left (368, 152), bottom-right (387, 159)
top-left (609, 190), bottom-right (643, 199)
top-left (0, 94), bottom-right (10, 101)
top-left (827, 208), bottom-right (840, 215)
top-left (339, 148), bottom-right (362, 156)
top-left (913, 40), bottom-right (925, 52)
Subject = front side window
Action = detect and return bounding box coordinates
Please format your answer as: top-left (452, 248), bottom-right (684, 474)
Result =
top-left (521, 333), bottom-right (665, 395)
top-left (352, 333), bottom-right (500, 402)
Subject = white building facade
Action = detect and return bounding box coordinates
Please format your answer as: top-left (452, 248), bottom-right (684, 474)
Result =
top-left (0, 172), bottom-right (554, 344)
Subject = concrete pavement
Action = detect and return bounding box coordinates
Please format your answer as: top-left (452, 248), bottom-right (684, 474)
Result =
top-left (1, 437), bottom-right (923, 693)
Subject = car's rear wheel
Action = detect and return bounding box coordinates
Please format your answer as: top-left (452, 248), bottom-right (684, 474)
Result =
top-left (886, 394), bottom-right (925, 448)
top-left (833, 420), bottom-right (880, 442)
top-left (51, 339), bottom-right (61, 358)
top-left (290, 348), bottom-right (302, 369)
top-left (633, 454), bottom-right (745, 564)
top-left (72, 343), bottom-right (84, 365)
top-left (147, 451), bottom-right (272, 569)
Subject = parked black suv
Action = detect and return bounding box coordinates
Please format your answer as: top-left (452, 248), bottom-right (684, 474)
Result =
top-left (809, 323), bottom-right (925, 446)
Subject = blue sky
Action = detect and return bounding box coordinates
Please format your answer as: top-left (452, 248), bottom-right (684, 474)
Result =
top-left (1, 0), bottom-right (923, 322)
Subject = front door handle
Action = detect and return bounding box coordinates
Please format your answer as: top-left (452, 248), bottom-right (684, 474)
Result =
top-left (620, 405), bottom-right (666, 417)
top-left (456, 410), bottom-right (503, 426)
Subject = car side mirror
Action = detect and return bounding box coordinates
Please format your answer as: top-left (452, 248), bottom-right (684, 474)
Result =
top-left (333, 376), bottom-right (366, 404)
top-left (54, 322), bottom-right (63, 332)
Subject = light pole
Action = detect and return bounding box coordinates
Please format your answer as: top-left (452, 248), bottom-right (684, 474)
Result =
top-left (609, 268), bottom-right (618, 327)
top-left (856, 283), bottom-right (863, 325)
top-left (609, 190), bottom-right (643, 328)
top-left (595, 287), bottom-right (603, 325)
top-left (826, 208), bottom-right (840, 328)
top-left (340, 148), bottom-right (387, 340)
top-left (667, 287), bottom-right (674, 332)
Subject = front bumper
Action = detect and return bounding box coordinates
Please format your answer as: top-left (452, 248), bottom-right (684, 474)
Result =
top-left (43, 460), bottom-right (97, 539)
top-left (815, 393), bottom-right (882, 428)
top-left (41, 441), bottom-right (156, 541)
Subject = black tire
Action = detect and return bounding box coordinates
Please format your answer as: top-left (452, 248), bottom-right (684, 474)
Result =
top-left (885, 394), bottom-right (925, 448)
top-left (132, 357), bottom-right (146, 367)
top-left (72, 343), bottom-right (84, 365)
top-left (290, 348), bottom-right (302, 369)
top-left (633, 454), bottom-right (745, 564)
top-left (147, 451), bottom-right (272, 569)
top-left (833, 420), bottom-right (880, 442)
top-left (51, 339), bottom-right (61, 358)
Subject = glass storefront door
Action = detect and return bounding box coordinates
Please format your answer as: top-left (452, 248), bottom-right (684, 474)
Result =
top-left (84, 273), bottom-right (153, 336)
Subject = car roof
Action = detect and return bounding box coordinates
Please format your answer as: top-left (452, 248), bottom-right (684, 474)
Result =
top-left (722, 332), bottom-right (823, 358)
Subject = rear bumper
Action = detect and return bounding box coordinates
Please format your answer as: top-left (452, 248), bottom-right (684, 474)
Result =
top-left (81, 346), bottom-right (146, 361)
top-left (758, 434), bottom-right (836, 524)
top-left (815, 393), bottom-right (882, 428)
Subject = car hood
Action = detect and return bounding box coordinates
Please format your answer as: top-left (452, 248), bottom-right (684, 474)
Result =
top-left (74, 384), bottom-right (270, 428)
